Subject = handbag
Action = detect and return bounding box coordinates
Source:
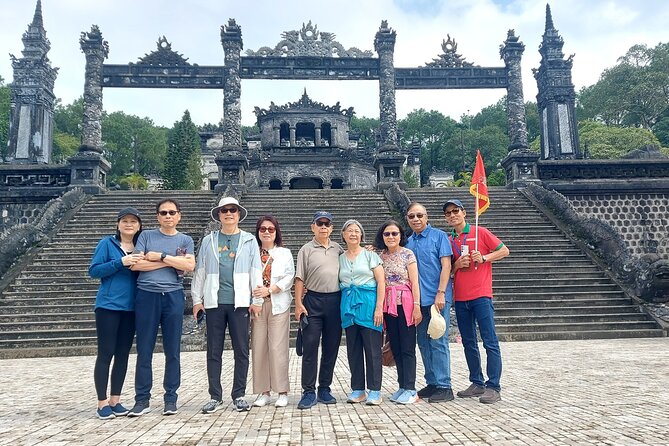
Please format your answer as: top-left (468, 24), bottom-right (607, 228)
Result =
top-left (381, 331), bottom-right (395, 367)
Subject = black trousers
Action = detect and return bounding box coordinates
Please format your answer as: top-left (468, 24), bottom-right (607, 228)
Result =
top-left (206, 304), bottom-right (250, 401)
top-left (384, 306), bottom-right (417, 390)
top-left (345, 324), bottom-right (383, 391)
top-left (94, 308), bottom-right (135, 400)
top-left (301, 291), bottom-right (342, 393)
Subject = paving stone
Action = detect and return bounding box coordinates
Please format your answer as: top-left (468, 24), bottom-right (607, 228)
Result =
top-left (0, 338), bottom-right (667, 445)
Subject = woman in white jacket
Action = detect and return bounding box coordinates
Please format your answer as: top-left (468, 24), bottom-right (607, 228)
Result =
top-left (250, 215), bottom-right (295, 408)
top-left (192, 197), bottom-right (262, 413)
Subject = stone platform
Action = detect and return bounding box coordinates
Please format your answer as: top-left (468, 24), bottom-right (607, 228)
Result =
top-left (1, 338), bottom-right (667, 445)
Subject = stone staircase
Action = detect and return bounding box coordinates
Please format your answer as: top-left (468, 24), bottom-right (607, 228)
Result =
top-left (406, 188), bottom-right (665, 341)
top-left (0, 190), bottom-right (216, 358)
top-left (0, 187), bottom-right (664, 358)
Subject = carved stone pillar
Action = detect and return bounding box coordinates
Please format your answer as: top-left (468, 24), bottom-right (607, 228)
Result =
top-left (315, 127), bottom-right (322, 147)
top-left (330, 125), bottom-right (337, 147)
top-left (533, 5), bottom-right (581, 160)
top-left (79, 25), bottom-right (108, 154)
top-left (374, 20), bottom-right (399, 152)
top-left (373, 21), bottom-right (405, 190)
top-left (69, 25), bottom-right (110, 194)
top-left (273, 127), bottom-right (280, 147)
top-left (7, 0), bottom-right (58, 164)
top-left (217, 19), bottom-right (248, 192)
top-left (500, 30), bottom-right (528, 152)
top-left (289, 126), bottom-right (296, 147)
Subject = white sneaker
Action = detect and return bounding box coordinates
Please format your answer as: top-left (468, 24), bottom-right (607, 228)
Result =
top-left (275, 394), bottom-right (288, 407)
top-left (253, 394), bottom-right (270, 407)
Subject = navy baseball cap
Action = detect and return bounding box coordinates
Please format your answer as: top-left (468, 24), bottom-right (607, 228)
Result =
top-left (117, 207), bottom-right (142, 223)
top-left (312, 211), bottom-right (333, 223)
top-left (443, 199), bottom-right (465, 212)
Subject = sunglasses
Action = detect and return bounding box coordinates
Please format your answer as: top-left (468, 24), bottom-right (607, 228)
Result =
top-left (259, 226), bottom-right (276, 233)
top-left (315, 221), bottom-right (332, 227)
top-left (158, 210), bottom-right (179, 216)
top-left (444, 208), bottom-right (462, 216)
top-left (407, 213), bottom-right (425, 220)
top-left (219, 207), bottom-right (238, 214)
top-left (383, 231), bottom-right (400, 237)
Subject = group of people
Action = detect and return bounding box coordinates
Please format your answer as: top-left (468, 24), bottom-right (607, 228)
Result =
top-left (90, 195), bottom-right (509, 419)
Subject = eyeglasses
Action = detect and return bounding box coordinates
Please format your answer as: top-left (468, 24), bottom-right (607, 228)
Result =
top-left (383, 231), bottom-right (400, 237)
top-left (259, 226), bottom-right (276, 233)
top-left (219, 207), bottom-right (238, 214)
top-left (444, 208), bottom-right (461, 216)
top-left (407, 213), bottom-right (425, 220)
top-left (315, 221), bottom-right (332, 227)
top-left (158, 210), bottom-right (179, 216)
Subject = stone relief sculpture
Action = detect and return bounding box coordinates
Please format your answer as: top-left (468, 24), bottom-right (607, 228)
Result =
top-left (245, 21), bottom-right (373, 58)
top-left (425, 35), bottom-right (475, 68)
top-left (136, 36), bottom-right (191, 66)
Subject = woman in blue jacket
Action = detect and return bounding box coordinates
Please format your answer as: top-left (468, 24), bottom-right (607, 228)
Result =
top-left (89, 207), bottom-right (143, 420)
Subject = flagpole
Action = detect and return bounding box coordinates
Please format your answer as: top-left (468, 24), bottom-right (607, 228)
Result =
top-left (475, 183), bottom-right (479, 270)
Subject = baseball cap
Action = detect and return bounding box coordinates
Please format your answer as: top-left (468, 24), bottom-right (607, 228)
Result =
top-left (117, 207), bottom-right (142, 223)
top-left (443, 199), bottom-right (465, 213)
top-left (312, 211), bottom-right (333, 223)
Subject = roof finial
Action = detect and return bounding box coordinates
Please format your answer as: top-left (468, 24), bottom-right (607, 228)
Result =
top-left (545, 3), bottom-right (555, 32)
top-left (32, 0), bottom-right (44, 28)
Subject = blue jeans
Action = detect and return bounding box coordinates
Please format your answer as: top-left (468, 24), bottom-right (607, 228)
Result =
top-left (417, 301), bottom-right (452, 389)
top-left (454, 297), bottom-right (502, 391)
top-left (134, 288), bottom-right (185, 404)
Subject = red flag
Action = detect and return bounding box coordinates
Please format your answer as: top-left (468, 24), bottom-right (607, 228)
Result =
top-left (469, 150), bottom-right (490, 216)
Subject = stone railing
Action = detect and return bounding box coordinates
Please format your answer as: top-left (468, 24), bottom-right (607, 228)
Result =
top-left (523, 183), bottom-right (668, 303)
top-left (0, 188), bottom-right (87, 286)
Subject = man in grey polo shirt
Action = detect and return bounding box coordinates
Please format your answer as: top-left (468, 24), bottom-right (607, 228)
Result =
top-left (294, 211), bottom-right (343, 409)
top-left (127, 198), bottom-right (195, 417)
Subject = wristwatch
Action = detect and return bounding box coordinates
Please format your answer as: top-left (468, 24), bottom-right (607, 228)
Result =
top-left (482, 255), bottom-right (487, 263)
top-left (160, 252), bottom-right (167, 261)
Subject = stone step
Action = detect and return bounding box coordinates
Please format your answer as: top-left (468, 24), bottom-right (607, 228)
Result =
top-left (0, 320), bottom-right (96, 332)
top-left (493, 282), bottom-right (622, 292)
top-left (494, 290), bottom-right (625, 300)
top-left (495, 313), bottom-right (650, 325)
top-left (0, 312), bottom-right (93, 323)
top-left (0, 304), bottom-right (93, 315)
top-left (0, 327), bottom-right (97, 341)
top-left (0, 295), bottom-right (95, 305)
top-left (497, 329), bottom-right (666, 342)
top-left (494, 305), bottom-right (640, 315)
top-left (492, 298), bottom-right (634, 308)
top-left (496, 320), bottom-right (659, 333)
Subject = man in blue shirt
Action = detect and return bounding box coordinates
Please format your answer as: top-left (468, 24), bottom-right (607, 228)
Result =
top-left (127, 198), bottom-right (195, 417)
top-left (405, 202), bottom-right (454, 403)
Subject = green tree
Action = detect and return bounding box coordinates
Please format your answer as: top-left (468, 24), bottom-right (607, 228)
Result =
top-left (0, 76), bottom-right (10, 162)
top-left (349, 115), bottom-right (380, 149)
top-left (164, 110), bottom-right (203, 190)
top-left (102, 111), bottom-right (167, 182)
top-left (54, 97), bottom-right (84, 138)
top-left (52, 131), bottom-right (79, 163)
top-left (579, 120), bottom-right (661, 158)
top-left (398, 109), bottom-right (459, 184)
top-left (578, 43), bottom-right (669, 129)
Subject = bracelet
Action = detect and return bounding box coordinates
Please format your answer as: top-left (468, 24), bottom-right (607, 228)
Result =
top-left (413, 302), bottom-right (420, 305)
top-left (437, 289), bottom-right (445, 294)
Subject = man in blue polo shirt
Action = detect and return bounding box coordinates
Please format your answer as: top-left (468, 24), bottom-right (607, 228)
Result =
top-left (405, 202), bottom-right (454, 403)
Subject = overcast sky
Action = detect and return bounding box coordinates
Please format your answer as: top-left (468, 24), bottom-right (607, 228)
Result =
top-left (1, 0), bottom-right (667, 128)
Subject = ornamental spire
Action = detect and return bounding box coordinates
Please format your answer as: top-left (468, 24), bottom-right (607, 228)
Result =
top-left (545, 4), bottom-right (554, 32)
top-left (32, 0), bottom-right (44, 28)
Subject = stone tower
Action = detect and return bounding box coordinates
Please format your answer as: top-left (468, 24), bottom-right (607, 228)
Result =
top-left (7, 0), bottom-right (59, 164)
top-left (533, 4), bottom-right (580, 159)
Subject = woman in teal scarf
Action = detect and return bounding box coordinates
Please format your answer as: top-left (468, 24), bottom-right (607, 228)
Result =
top-left (339, 219), bottom-right (386, 405)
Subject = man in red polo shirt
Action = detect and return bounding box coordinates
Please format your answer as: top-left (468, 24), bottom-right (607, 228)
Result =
top-left (444, 198), bottom-right (509, 404)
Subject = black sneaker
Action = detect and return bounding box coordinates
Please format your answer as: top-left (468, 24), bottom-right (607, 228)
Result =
top-left (417, 384), bottom-right (437, 399)
top-left (457, 383), bottom-right (485, 398)
top-left (126, 400), bottom-right (150, 417)
top-left (163, 401), bottom-right (178, 415)
top-left (428, 387), bottom-right (454, 403)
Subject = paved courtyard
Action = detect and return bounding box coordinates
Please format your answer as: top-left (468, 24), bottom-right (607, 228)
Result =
top-left (0, 338), bottom-right (667, 445)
